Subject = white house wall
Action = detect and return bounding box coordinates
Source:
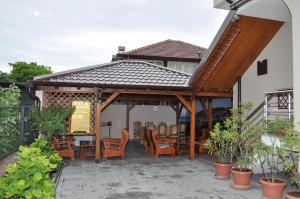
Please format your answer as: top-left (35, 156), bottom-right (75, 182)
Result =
top-left (101, 105), bottom-right (176, 139)
top-left (233, 22), bottom-right (293, 111)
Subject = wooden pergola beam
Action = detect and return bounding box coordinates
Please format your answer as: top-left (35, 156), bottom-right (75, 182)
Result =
top-left (176, 94), bottom-right (192, 112)
top-left (100, 92), bottom-right (120, 111)
top-left (166, 99), bottom-right (177, 112)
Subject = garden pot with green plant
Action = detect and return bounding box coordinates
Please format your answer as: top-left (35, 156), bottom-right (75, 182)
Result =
top-left (204, 119), bottom-right (237, 180)
top-left (277, 125), bottom-right (300, 199)
top-left (230, 103), bottom-right (262, 190)
top-left (255, 118), bottom-right (289, 199)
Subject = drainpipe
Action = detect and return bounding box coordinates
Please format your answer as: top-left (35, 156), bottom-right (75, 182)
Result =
top-left (238, 76), bottom-right (242, 110)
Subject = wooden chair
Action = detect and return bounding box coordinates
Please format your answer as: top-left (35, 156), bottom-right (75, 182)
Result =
top-left (158, 124), bottom-right (167, 136)
top-left (51, 136), bottom-right (75, 160)
top-left (151, 130), bottom-right (176, 158)
top-left (103, 129), bottom-right (129, 160)
top-left (146, 129), bottom-right (155, 155)
top-left (198, 128), bottom-right (210, 158)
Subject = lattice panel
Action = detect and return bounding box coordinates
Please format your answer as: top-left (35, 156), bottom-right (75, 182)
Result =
top-left (43, 91), bottom-right (96, 133)
top-left (277, 93), bottom-right (293, 110)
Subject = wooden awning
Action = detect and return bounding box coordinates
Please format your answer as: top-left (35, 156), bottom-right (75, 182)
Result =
top-left (190, 13), bottom-right (283, 93)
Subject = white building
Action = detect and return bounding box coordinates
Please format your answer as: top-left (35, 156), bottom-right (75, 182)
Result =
top-left (191, 0), bottom-right (300, 130)
top-left (112, 39), bottom-right (206, 74)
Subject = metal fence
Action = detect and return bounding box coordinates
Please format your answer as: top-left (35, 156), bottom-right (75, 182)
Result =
top-left (0, 105), bottom-right (38, 160)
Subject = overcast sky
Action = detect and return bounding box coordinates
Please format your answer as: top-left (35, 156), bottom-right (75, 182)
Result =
top-left (0, 0), bottom-right (228, 72)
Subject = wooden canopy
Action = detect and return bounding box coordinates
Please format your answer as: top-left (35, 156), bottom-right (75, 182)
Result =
top-left (190, 13), bottom-right (283, 93)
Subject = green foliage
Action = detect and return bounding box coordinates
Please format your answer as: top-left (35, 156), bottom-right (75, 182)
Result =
top-left (0, 85), bottom-right (21, 158)
top-left (254, 118), bottom-right (290, 183)
top-left (0, 71), bottom-right (11, 82)
top-left (31, 106), bottom-right (75, 140)
top-left (0, 139), bottom-right (62, 199)
top-left (204, 121), bottom-right (237, 164)
top-left (277, 125), bottom-right (300, 189)
top-left (4, 62), bottom-right (52, 83)
top-left (31, 139), bottom-right (63, 168)
top-left (228, 102), bottom-right (263, 171)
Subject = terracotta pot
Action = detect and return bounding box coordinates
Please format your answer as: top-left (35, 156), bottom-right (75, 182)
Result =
top-left (231, 168), bottom-right (253, 190)
top-left (286, 191), bottom-right (300, 199)
top-left (259, 177), bottom-right (287, 199)
top-left (214, 162), bottom-right (232, 180)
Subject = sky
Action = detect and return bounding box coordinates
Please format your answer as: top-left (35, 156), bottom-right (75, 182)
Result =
top-left (0, 0), bottom-right (228, 73)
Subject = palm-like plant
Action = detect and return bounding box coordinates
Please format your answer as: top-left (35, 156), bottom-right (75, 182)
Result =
top-left (31, 106), bottom-right (75, 140)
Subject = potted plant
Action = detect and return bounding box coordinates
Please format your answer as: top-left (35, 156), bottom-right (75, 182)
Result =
top-left (204, 119), bottom-right (237, 180)
top-left (31, 106), bottom-right (75, 141)
top-left (255, 118), bottom-right (289, 199)
top-left (230, 102), bottom-right (262, 190)
top-left (277, 125), bottom-right (300, 199)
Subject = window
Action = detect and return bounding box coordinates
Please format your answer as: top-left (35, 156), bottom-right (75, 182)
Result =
top-left (257, 59), bottom-right (268, 76)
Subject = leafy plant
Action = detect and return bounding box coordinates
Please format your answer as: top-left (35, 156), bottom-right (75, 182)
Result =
top-left (231, 102), bottom-right (263, 171)
top-left (277, 125), bottom-right (300, 189)
top-left (0, 84), bottom-right (21, 158)
top-left (31, 106), bottom-right (75, 140)
top-left (255, 118), bottom-right (289, 183)
top-left (0, 139), bottom-right (62, 199)
top-left (31, 138), bottom-right (63, 168)
top-left (204, 120), bottom-right (237, 164)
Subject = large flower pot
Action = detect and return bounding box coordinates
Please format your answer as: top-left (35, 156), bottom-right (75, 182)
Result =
top-left (259, 177), bottom-right (286, 199)
top-left (286, 191), bottom-right (300, 199)
top-left (231, 168), bottom-right (253, 190)
top-left (214, 162), bottom-right (232, 180)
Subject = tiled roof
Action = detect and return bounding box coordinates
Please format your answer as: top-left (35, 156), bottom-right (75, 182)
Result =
top-left (34, 61), bottom-right (192, 88)
top-left (119, 39), bottom-right (206, 59)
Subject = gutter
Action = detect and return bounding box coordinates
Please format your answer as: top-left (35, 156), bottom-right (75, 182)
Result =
top-left (230, 0), bottom-right (253, 10)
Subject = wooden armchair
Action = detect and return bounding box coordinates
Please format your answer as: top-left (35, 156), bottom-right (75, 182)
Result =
top-left (151, 130), bottom-right (176, 158)
top-left (103, 129), bottom-right (129, 160)
top-left (51, 136), bottom-right (75, 160)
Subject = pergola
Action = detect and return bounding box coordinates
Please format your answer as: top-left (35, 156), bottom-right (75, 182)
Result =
top-left (30, 60), bottom-right (232, 162)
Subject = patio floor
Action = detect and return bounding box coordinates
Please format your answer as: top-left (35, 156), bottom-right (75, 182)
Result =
top-left (56, 142), bottom-right (262, 199)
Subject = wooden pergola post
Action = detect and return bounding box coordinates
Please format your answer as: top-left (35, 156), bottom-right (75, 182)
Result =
top-left (95, 92), bottom-right (120, 163)
top-left (176, 94), bottom-right (196, 160)
top-left (95, 103), bottom-right (101, 163)
top-left (189, 93), bottom-right (196, 160)
top-left (208, 97), bottom-right (213, 131)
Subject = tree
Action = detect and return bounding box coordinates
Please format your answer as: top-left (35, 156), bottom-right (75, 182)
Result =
top-left (8, 62), bottom-right (52, 83)
top-left (0, 71), bottom-right (11, 81)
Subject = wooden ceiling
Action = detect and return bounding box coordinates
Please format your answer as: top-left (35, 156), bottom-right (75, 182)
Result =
top-left (191, 15), bottom-right (283, 93)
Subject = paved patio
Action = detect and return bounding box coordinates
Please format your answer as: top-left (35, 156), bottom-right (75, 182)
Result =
top-left (56, 143), bottom-right (262, 199)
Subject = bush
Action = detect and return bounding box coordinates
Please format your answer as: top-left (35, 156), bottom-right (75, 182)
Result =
top-left (0, 139), bottom-right (62, 199)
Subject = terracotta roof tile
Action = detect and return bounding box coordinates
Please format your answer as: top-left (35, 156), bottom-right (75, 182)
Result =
top-left (120, 39), bottom-right (206, 59)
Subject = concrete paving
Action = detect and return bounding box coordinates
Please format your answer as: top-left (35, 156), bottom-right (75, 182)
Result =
top-left (56, 143), bottom-right (262, 199)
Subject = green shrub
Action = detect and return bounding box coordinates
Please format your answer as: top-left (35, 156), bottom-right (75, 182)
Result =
top-left (0, 139), bottom-right (62, 199)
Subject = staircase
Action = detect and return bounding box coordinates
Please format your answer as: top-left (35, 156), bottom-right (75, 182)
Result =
top-left (246, 89), bottom-right (294, 127)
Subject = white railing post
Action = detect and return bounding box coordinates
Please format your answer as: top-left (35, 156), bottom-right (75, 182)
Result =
top-left (288, 92), bottom-right (291, 120)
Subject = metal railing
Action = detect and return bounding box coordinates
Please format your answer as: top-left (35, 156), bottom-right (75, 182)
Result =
top-left (264, 89), bottom-right (294, 122)
top-left (245, 90), bottom-right (294, 130)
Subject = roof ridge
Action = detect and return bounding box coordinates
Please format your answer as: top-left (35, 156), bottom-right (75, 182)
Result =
top-left (128, 60), bottom-right (192, 77)
top-left (34, 61), bottom-right (119, 80)
top-left (124, 39), bottom-right (173, 54)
